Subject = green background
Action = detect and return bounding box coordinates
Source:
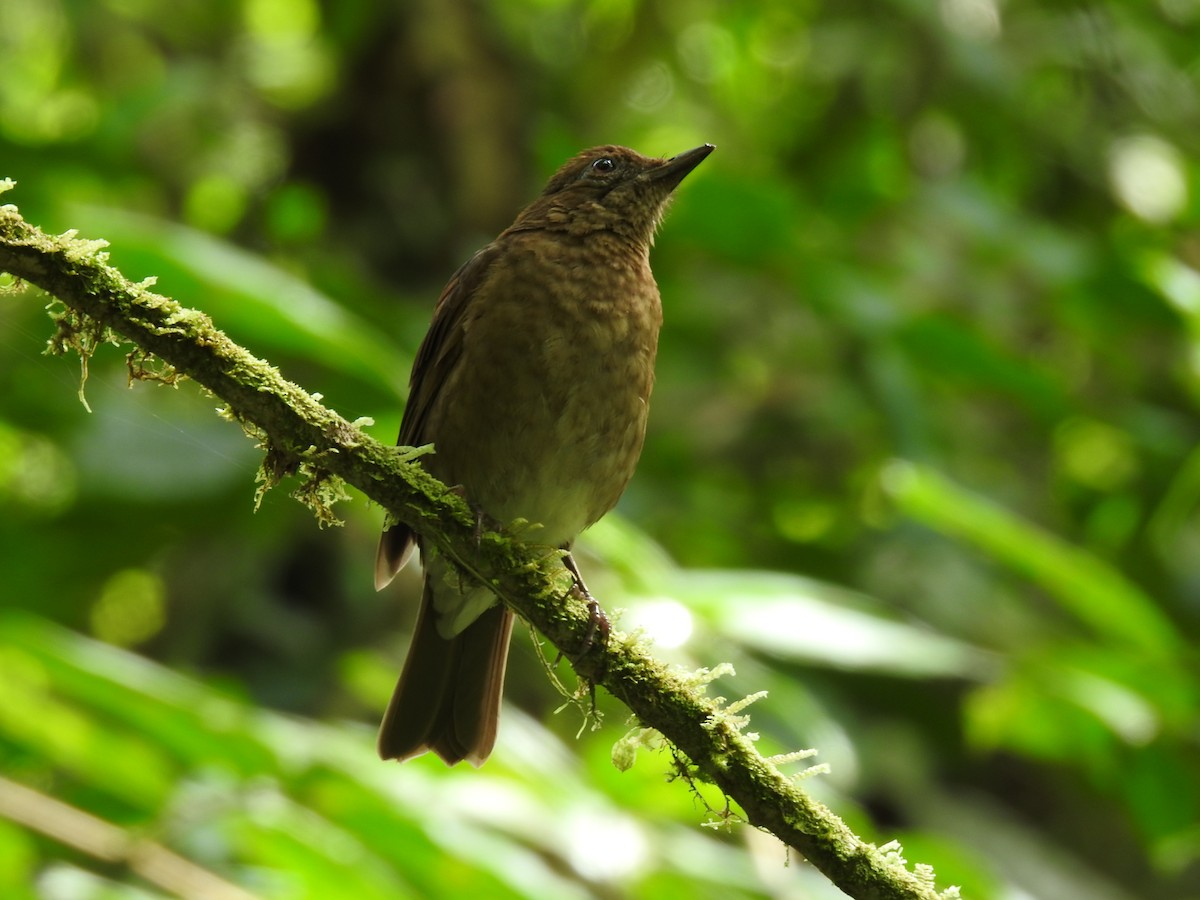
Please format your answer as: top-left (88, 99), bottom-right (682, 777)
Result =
top-left (2, 0), bottom-right (1198, 897)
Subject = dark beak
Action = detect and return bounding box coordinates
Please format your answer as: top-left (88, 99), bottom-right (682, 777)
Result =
top-left (648, 144), bottom-right (715, 192)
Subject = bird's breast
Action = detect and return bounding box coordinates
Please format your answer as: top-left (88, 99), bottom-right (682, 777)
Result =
top-left (425, 236), bottom-right (662, 546)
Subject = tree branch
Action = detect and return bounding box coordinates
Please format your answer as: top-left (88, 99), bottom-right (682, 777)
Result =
top-left (0, 191), bottom-right (956, 900)
top-left (0, 775), bottom-right (258, 900)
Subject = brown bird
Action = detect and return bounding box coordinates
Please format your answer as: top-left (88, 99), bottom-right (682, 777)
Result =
top-left (374, 143), bottom-right (713, 766)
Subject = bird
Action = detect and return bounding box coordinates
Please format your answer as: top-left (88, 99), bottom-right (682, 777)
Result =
top-left (374, 142), bottom-right (713, 766)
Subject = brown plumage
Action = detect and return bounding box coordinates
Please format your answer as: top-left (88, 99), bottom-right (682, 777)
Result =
top-left (375, 143), bottom-right (713, 766)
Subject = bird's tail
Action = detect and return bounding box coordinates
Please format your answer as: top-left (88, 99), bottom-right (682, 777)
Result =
top-left (377, 581), bottom-right (514, 767)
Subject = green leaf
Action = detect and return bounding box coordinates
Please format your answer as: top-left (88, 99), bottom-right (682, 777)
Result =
top-left (882, 461), bottom-right (1181, 660)
top-left (66, 205), bottom-right (408, 400)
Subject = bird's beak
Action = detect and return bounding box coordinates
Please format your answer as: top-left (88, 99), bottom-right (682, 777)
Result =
top-left (647, 144), bottom-right (715, 192)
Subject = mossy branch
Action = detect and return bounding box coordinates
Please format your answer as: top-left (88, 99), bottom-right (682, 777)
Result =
top-left (0, 192), bottom-right (956, 900)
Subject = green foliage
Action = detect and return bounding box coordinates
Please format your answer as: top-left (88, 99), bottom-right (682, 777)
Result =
top-left (3, 0), bottom-right (1200, 897)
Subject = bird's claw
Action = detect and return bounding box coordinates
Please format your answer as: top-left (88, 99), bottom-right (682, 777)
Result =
top-left (575, 584), bottom-right (610, 655)
top-left (553, 550), bottom-right (610, 670)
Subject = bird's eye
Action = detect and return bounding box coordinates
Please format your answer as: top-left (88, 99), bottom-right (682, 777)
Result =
top-left (591, 157), bottom-right (616, 173)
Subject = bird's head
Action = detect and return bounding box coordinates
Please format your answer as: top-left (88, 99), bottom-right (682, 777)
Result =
top-left (513, 144), bottom-right (714, 245)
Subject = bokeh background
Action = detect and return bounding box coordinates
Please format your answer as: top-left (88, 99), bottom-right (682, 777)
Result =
top-left (2, 1), bottom-right (1199, 897)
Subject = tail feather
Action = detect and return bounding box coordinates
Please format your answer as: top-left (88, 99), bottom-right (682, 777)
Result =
top-left (377, 582), bottom-right (514, 767)
top-left (375, 525), bottom-right (416, 591)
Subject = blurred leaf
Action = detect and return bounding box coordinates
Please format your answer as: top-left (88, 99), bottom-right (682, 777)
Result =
top-left (0, 614), bottom-right (788, 897)
top-left (0, 820), bottom-right (37, 898)
top-left (895, 314), bottom-right (1071, 423)
top-left (0, 642), bottom-right (177, 810)
top-left (678, 569), bottom-right (996, 678)
top-left (66, 205), bottom-right (408, 400)
top-left (1122, 746), bottom-right (1199, 848)
top-left (882, 461), bottom-right (1182, 660)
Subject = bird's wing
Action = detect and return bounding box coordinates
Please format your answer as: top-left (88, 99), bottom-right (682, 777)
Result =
top-left (375, 245), bottom-right (499, 590)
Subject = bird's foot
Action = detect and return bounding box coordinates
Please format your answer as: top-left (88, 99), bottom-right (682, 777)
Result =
top-left (446, 485), bottom-right (496, 549)
top-left (558, 551), bottom-right (610, 665)
top-left (575, 583), bottom-right (611, 655)
top-left (473, 506), bottom-right (486, 547)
